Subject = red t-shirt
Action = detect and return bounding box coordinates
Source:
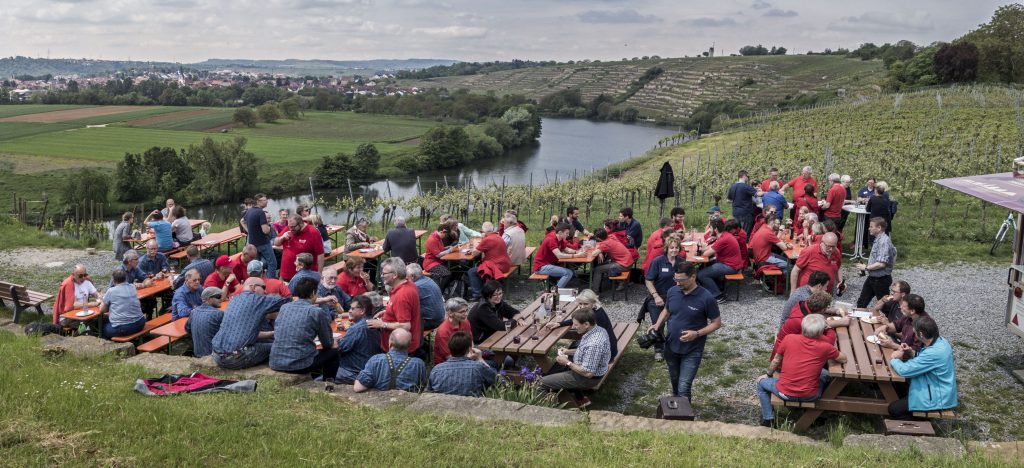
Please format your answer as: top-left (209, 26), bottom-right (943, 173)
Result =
top-left (204, 271), bottom-right (238, 294)
top-left (732, 228), bottom-right (749, 266)
top-left (381, 280), bottom-right (421, 352)
top-left (476, 232), bottom-right (513, 280)
top-left (775, 334), bottom-right (840, 397)
top-left (793, 193), bottom-right (819, 217)
top-left (279, 224), bottom-right (325, 280)
top-left (772, 302), bottom-right (837, 360)
top-left (229, 258), bottom-right (250, 283)
top-left (787, 176), bottom-right (818, 201)
top-left (642, 228), bottom-right (664, 273)
top-left (711, 232), bottom-right (745, 271)
top-left (795, 242), bottom-right (841, 291)
top-left (337, 271), bottom-right (368, 297)
top-left (750, 224), bottom-right (782, 264)
top-left (433, 319), bottom-right (473, 365)
top-left (760, 178), bottom-right (778, 193)
top-left (533, 231), bottom-right (561, 272)
top-left (823, 183), bottom-right (846, 218)
top-left (233, 277), bottom-right (290, 297)
top-left (598, 237), bottom-right (633, 269)
top-left (423, 231), bottom-right (445, 271)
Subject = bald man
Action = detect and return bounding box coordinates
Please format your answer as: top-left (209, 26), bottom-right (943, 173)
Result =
top-left (53, 264), bottom-right (101, 325)
top-left (791, 232), bottom-right (842, 294)
top-left (138, 239), bottom-right (170, 278)
top-left (353, 328), bottom-right (426, 393)
top-left (229, 244), bottom-right (258, 283)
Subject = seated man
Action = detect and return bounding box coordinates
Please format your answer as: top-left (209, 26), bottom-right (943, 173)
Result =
top-left (99, 269), bottom-right (146, 339)
top-left (53, 264), bottom-right (101, 325)
top-left (335, 295), bottom-right (381, 384)
top-left (143, 209), bottom-right (175, 252)
top-left (173, 245), bottom-right (214, 290)
top-left (270, 278), bottom-right (340, 389)
top-left (229, 245), bottom-right (258, 283)
top-left (171, 270), bottom-right (203, 320)
top-left (772, 291), bottom-right (838, 360)
top-left (434, 297), bottom-right (473, 365)
top-left (407, 263), bottom-right (444, 331)
top-left (288, 252), bottom-right (321, 293)
top-left (353, 328), bottom-right (426, 392)
top-left (531, 223), bottom-right (581, 289)
top-left (429, 331), bottom-right (497, 397)
top-left (138, 240), bottom-right (171, 278)
top-left (468, 222), bottom-right (514, 299)
top-left (592, 227), bottom-right (632, 292)
top-left (888, 316), bottom-right (958, 418)
top-left (205, 255), bottom-right (239, 299)
top-left (779, 271), bottom-right (830, 329)
top-left (697, 218), bottom-right (744, 303)
top-left (317, 266), bottom-right (351, 318)
top-left (877, 294), bottom-right (930, 353)
top-left (240, 260), bottom-right (291, 298)
top-left (502, 213), bottom-right (528, 267)
top-left (186, 287), bottom-right (225, 358)
top-left (211, 277), bottom-right (290, 370)
top-left (381, 216), bottom-right (419, 264)
top-left (750, 215), bottom-right (793, 276)
top-left (756, 314), bottom-right (848, 426)
top-left (538, 308), bottom-right (610, 406)
top-left (871, 280), bottom-right (910, 324)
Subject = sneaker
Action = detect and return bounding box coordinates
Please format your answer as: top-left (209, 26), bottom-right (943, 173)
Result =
top-left (654, 351), bottom-right (664, 362)
top-left (575, 396), bottom-right (592, 408)
top-left (615, 282), bottom-right (626, 291)
top-left (760, 419), bottom-right (774, 428)
top-left (716, 295), bottom-right (727, 304)
top-left (324, 379), bottom-right (336, 393)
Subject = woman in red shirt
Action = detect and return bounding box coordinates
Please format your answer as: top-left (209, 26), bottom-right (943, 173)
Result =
top-left (336, 257), bottom-right (373, 297)
top-left (793, 184), bottom-right (819, 219)
top-left (467, 225), bottom-right (513, 299)
top-left (604, 218), bottom-right (639, 261)
top-left (424, 221), bottom-right (459, 291)
top-left (642, 218), bottom-right (672, 273)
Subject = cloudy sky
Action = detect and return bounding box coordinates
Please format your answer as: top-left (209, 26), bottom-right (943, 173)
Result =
top-left (0, 0), bottom-right (1009, 63)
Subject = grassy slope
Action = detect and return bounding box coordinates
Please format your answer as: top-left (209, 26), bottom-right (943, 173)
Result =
top-left (0, 104), bottom-right (89, 118)
top-left (0, 333), bottom-right (994, 466)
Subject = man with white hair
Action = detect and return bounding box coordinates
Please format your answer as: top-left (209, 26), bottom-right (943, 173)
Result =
top-left (838, 174), bottom-right (854, 230)
top-left (756, 313), bottom-right (848, 427)
top-left (503, 213), bottom-right (527, 266)
top-left (781, 166), bottom-right (817, 221)
top-left (367, 257), bottom-right (422, 353)
top-left (820, 173), bottom-right (847, 230)
top-left (382, 216), bottom-right (419, 264)
top-left (467, 221), bottom-right (514, 300)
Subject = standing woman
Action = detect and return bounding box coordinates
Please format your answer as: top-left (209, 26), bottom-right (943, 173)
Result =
top-left (644, 238), bottom-right (686, 362)
top-left (113, 212), bottom-right (134, 261)
top-left (867, 181), bottom-right (892, 235)
top-left (647, 261), bottom-right (722, 402)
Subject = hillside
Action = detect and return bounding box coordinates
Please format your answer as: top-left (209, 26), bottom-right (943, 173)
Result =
top-left (397, 55), bottom-right (885, 121)
top-left (0, 56), bottom-right (457, 77)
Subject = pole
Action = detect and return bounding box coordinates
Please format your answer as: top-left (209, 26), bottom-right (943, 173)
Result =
top-left (308, 177), bottom-right (319, 215)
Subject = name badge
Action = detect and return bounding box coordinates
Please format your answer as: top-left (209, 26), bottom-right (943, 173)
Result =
top-left (661, 268), bottom-right (669, 273)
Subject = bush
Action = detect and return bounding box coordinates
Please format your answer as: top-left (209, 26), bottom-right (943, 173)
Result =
top-left (62, 169), bottom-right (109, 211)
top-left (233, 107), bottom-right (257, 128)
top-left (182, 137), bottom-right (260, 204)
top-left (258, 102), bottom-right (281, 123)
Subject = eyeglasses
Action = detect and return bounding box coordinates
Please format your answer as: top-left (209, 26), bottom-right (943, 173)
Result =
top-left (253, 284), bottom-right (266, 289)
top-left (674, 276), bottom-right (693, 283)
top-left (75, 274), bottom-right (87, 279)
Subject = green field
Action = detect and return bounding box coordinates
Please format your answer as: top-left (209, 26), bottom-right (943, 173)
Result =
top-left (237, 111), bottom-right (439, 142)
top-left (0, 122), bottom-right (76, 141)
top-left (0, 104), bottom-right (89, 118)
top-left (134, 109), bottom-right (236, 131)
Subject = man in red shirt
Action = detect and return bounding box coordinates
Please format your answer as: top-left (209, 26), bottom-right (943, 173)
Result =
top-left (367, 258), bottom-right (422, 353)
top-left (760, 167), bottom-right (781, 193)
top-left (433, 297), bottom-right (473, 365)
top-left (592, 227), bottom-right (633, 291)
top-left (791, 232), bottom-right (842, 294)
top-left (274, 214), bottom-right (325, 281)
top-left (698, 218), bottom-right (744, 303)
top-left (750, 216), bottom-right (792, 274)
top-left (235, 259), bottom-right (290, 298)
top-left (757, 312), bottom-right (847, 426)
top-left (781, 166), bottom-right (818, 219)
top-left (820, 173), bottom-right (848, 227)
top-left (670, 207), bottom-right (686, 232)
top-left (468, 222), bottom-right (514, 299)
top-left (229, 244), bottom-right (257, 283)
top-left (204, 255), bottom-right (239, 298)
top-left (532, 223), bottom-right (583, 289)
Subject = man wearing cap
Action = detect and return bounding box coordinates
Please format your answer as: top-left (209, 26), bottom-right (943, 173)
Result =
top-left (241, 260), bottom-right (291, 298)
top-left (212, 277), bottom-right (290, 369)
top-left (205, 255), bottom-right (239, 299)
top-left (703, 206), bottom-right (727, 241)
top-left (288, 252), bottom-right (322, 293)
top-left (171, 270), bottom-right (203, 320)
top-left (275, 214), bottom-right (325, 282)
top-left (186, 287), bottom-right (225, 358)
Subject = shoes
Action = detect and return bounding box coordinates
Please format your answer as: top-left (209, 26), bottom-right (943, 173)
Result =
top-left (575, 396), bottom-right (592, 408)
top-left (716, 295), bottom-right (727, 305)
top-left (654, 351), bottom-right (664, 362)
top-left (324, 379), bottom-right (336, 393)
top-left (615, 282), bottom-right (626, 291)
top-left (760, 419), bottom-right (774, 428)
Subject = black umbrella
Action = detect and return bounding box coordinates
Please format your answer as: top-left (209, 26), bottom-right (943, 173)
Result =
top-left (655, 162), bottom-right (675, 217)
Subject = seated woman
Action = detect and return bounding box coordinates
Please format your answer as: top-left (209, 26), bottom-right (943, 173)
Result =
top-left (336, 257), bottom-right (373, 298)
top-left (170, 206), bottom-right (194, 247)
top-left (876, 294), bottom-right (930, 353)
top-left (100, 269), bottom-right (146, 339)
top-left (603, 218), bottom-right (638, 261)
top-left (468, 280), bottom-right (527, 344)
top-left (423, 220), bottom-right (460, 292)
top-left (888, 316), bottom-right (957, 418)
top-left (468, 222), bottom-right (513, 300)
top-left (543, 289), bottom-right (618, 361)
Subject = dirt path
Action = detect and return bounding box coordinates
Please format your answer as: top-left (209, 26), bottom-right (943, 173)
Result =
top-left (126, 109), bottom-right (219, 126)
top-left (0, 106), bottom-right (143, 123)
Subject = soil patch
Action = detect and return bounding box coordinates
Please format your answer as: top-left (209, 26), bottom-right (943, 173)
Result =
top-left (126, 109), bottom-right (219, 126)
top-left (0, 106), bottom-right (143, 123)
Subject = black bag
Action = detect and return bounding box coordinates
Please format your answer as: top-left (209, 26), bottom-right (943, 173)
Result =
top-left (23, 322), bottom-right (61, 336)
top-left (656, 396), bottom-right (695, 420)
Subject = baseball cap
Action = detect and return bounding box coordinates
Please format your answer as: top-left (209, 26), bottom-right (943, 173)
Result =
top-left (215, 255), bottom-right (231, 268)
top-left (246, 259), bottom-right (265, 275)
top-left (707, 206), bottom-right (721, 214)
top-left (201, 287), bottom-right (223, 300)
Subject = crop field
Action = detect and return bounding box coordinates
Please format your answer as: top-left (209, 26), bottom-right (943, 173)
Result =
top-left (236, 111), bottom-right (440, 142)
top-left (136, 109), bottom-right (235, 131)
top-left (0, 105), bottom-right (151, 123)
top-left (0, 104), bottom-right (89, 119)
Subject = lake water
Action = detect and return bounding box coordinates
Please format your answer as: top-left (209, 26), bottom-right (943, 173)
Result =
top-left (182, 118), bottom-right (679, 225)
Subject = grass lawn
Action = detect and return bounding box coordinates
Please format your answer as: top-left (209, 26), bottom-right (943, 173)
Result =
top-left (0, 122), bottom-right (77, 142)
top-left (134, 109), bottom-right (236, 131)
top-left (0, 104), bottom-right (90, 119)
top-left (0, 333), bottom-right (992, 466)
top-left (236, 111), bottom-right (441, 142)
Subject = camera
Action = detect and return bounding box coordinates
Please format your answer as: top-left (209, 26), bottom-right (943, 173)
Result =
top-left (637, 328), bottom-right (666, 349)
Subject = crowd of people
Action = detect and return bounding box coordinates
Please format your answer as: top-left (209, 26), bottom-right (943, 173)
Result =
top-left (51, 164), bottom-right (956, 424)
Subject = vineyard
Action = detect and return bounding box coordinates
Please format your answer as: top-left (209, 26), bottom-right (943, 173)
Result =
top-left (327, 84), bottom-right (1024, 263)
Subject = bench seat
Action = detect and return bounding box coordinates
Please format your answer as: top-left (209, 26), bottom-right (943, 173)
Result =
top-left (137, 335), bottom-right (181, 353)
top-left (911, 410), bottom-right (957, 419)
top-left (592, 322), bottom-right (641, 390)
top-left (0, 280), bottom-right (54, 323)
top-left (724, 272), bottom-right (745, 301)
top-left (112, 314), bottom-right (173, 343)
top-left (324, 246), bottom-right (347, 263)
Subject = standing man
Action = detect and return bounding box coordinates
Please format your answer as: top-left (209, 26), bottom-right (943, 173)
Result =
top-left (617, 207), bottom-right (643, 252)
top-left (761, 182), bottom-right (788, 220)
top-left (382, 216), bottom-right (419, 264)
top-left (790, 233), bottom-right (842, 295)
top-left (367, 258), bottom-right (422, 354)
top-left (649, 261), bottom-right (722, 402)
top-left (820, 173), bottom-right (847, 230)
top-left (856, 217), bottom-right (897, 308)
top-left (760, 167), bottom-right (781, 192)
top-left (781, 166), bottom-right (817, 221)
top-left (211, 277), bottom-right (290, 370)
top-left (113, 212), bottom-right (134, 261)
top-left (727, 170), bottom-right (762, 236)
top-left (186, 287), bottom-right (224, 358)
top-left (243, 193), bottom-right (278, 279)
top-left (275, 214), bottom-right (325, 282)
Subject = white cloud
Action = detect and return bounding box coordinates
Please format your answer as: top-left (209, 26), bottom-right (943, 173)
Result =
top-left (830, 11), bottom-right (934, 33)
top-left (578, 9), bottom-right (661, 24)
top-left (763, 8), bottom-right (797, 18)
top-left (411, 25), bottom-right (487, 38)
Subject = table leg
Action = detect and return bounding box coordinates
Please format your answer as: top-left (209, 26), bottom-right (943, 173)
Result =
top-left (848, 213), bottom-right (867, 260)
top-left (534, 355), bottom-right (554, 373)
top-left (879, 381), bottom-right (899, 402)
top-left (793, 378), bottom-right (849, 432)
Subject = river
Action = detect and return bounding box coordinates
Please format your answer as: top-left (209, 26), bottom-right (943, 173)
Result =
top-left (181, 118), bottom-right (679, 226)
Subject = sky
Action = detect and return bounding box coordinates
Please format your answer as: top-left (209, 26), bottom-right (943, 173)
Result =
top-left (0, 0), bottom-right (1010, 63)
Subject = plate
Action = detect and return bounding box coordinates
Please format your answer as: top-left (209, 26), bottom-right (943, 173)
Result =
top-left (75, 310), bottom-right (91, 317)
top-left (866, 335), bottom-right (881, 345)
top-left (332, 333), bottom-right (341, 340)
top-left (359, 248), bottom-right (373, 253)
top-left (693, 256), bottom-right (705, 261)
top-left (682, 241), bottom-right (696, 246)
top-left (860, 315), bottom-right (883, 324)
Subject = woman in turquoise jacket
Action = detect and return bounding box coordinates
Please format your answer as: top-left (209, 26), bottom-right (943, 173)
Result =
top-left (888, 316), bottom-right (958, 418)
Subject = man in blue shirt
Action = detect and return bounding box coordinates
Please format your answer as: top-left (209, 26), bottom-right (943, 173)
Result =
top-left (288, 252), bottom-right (321, 293)
top-left (762, 181), bottom-right (788, 220)
top-left (354, 328), bottom-right (426, 392)
top-left (138, 240), bottom-right (170, 277)
top-left (186, 287), bottom-right (225, 358)
top-left (648, 261), bottom-right (723, 401)
top-left (171, 269), bottom-right (203, 320)
top-left (888, 316), bottom-right (958, 418)
top-left (617, 207), bottom-right (643, 250)
top-left (173, 246), bottom-right (214, 290)
top-left (115, 249), bottom-right (160, 317)
top-left (98, 269), bottom-right (146, 339)
top-left (539, 308), bottom-right (611, 407)
top-left (243, 194), bottom-right (278, 279)
top-left (270, 277), bottom-right (340, 387)
top-left (211, 277), bottom-right (290, 370)
top-left (408, 263), bottom-right (444, 331)
top-left (317, 266), bottom-right (351, 318)
top-left (143, 210), bottom-right (175, 252)
top-left (429, 331), bottom-right (496, 396)
top-left (336, 295), bottom-right (381, 384)
top-left (727, 170), bottom-right (763, 236)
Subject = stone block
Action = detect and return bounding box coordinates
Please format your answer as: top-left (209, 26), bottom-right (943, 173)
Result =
top-left (844, 434), bottom-right (964, 459)
top-left (40, 334), bottom-right (135, 359)
top-left (407, 393), bottom-right (583, 427)
top-left (190, 355), bottom-right (309, 385)
top-left (125, 353), bottom-right (197, 375)
top-left (588, 410), bottom-right (817, 445)
top-left (298, 380), bottom-right (420, 409)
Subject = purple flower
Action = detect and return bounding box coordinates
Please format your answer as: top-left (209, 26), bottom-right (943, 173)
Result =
top-left (519, 368), bottom-right (529, 377)
top-left (499, 370), bottom-right (507, 377)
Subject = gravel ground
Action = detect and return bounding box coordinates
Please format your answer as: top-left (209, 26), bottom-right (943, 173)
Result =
top-left (3, 248), bottom-right (1023, 440)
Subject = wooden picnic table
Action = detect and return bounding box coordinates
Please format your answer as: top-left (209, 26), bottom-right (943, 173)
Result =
top-left (680, 242), bottom-right (710, 264)
top-left (61, 278), bottom-right (173, 331)
top-left (131, 219), bottom-right (207, 245)
top-left (136, 278), bottom-right (172, 299)
top-left (776, 310), bottom-right (905, 431)
top-left (477, 295), bottom-right (581, 372)
top-left (441, 238), bottom-right (482, 262)
top-left (170, 227), bottom-right (245, 260)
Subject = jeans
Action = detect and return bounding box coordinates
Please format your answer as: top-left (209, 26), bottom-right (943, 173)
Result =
top-left (214, 342), bottom-right (273, 370)
top-left (762, 254), bottom-right (790, 276)
top-left (857, 275), bottom-right (892, 308)
top-left (756, 369), bottom-right (828, 420)
top-left (697, 262), bottom-right (736, 297)
top-left (255, 242), bottom-right (278, 279)
top-left (538, 264), bottom-right (573, 288)
top-left (539, 370), bottom-right (601, 393)
top-left (590, 262), bottom-right (622, 291)
top-left (102, 316), bottom-right (145, 339)
top-left (664, 348), bottom-right (703, 398)
top-left (278, 348), bottom-right (340, 381)
top-left (467, 266), bottom-right (484, 299)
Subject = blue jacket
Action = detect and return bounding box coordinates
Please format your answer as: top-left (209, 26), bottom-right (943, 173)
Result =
top-left (890, 336), bottom-right (958, 411)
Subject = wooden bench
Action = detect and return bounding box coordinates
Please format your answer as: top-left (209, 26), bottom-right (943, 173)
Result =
top-left (324, 246), bottom-right (347, 263)
top-left (111, 314), bottom-right (173, 343)
top-left (0, 280), bottom-right (54, 324)
top-left (528, 273), bottom-right (551, 292)
top-left (608, 271), bottom-right (631, 300)
top-left (724, 272), bottom-right (745, 301)
top-left (593, 322), bottom-right (641, 390)
top-left (771, 394), bottom-right (819, 408)
top-left (760, 268), bottom-right (785, 295)
top-left (912, 410), bottom-right (957, 420)
top-left (137, 335), bottom-right (181, 353)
